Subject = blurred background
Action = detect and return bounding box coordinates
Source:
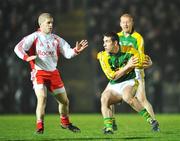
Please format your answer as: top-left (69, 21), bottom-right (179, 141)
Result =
top-left (0, 0), bottom-right (180, 114)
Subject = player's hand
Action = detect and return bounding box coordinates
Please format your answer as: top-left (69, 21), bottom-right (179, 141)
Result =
top-left (142, 55), bottom-right (152, 68)
top-left (26, 55), bottom-right (37, 62)
top-left (74, 40), bottom-right (88, 53)
top-left (127, 56), bottom-right (139, 69)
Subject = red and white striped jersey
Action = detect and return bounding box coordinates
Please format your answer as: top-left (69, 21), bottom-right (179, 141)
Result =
top-left (14, 30), bottom-right (77, 71)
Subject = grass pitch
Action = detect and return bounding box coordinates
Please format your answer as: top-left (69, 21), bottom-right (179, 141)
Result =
top-left (0, 114), bottom-right (179, 141)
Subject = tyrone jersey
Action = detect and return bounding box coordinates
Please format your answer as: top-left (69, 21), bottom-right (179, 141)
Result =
top-left (14, 30), bottom-right (77, 71)
top-left (97, 50), bottom-right (136, 84)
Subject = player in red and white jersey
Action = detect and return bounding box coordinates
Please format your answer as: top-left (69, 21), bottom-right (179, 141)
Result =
top-left (14, 13), bottom-right (88, 134)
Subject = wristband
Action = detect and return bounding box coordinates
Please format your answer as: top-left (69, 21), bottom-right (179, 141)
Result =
top-left (74, 48), bottom-right (80, 54)
top-left (23, 54), bottom-right (29, 61)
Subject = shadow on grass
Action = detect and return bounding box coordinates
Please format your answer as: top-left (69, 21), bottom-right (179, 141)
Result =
top-left (4, 136), bottom-right (154, 141)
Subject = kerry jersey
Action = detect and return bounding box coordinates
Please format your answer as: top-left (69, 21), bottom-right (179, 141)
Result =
top-left (117, 31), bottom-right (144, 54)
top-left (97, 50), bottom-right (136, 84)
top-left (117, 31), bottom-right (145, 79)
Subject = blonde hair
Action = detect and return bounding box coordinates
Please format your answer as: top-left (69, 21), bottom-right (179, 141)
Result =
top-left (38, 13), bottom-right (53, 26)
top-left (120, 13), bottom-right (134, 22)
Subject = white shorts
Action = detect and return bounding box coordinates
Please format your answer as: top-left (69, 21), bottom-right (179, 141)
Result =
top-left (135, 68), bottom-right (145, 80)
top-left (106, 79), bottom-right (138, 96)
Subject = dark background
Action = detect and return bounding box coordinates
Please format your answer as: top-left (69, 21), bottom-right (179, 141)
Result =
top-left (0, 0), bottom-right (180, 114)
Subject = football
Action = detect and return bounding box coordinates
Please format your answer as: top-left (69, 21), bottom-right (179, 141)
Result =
top-left (134, 53), bottom-right (145, 69)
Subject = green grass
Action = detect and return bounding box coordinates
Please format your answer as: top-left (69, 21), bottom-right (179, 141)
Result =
top-left (0, 114), bottom-right (179, 141)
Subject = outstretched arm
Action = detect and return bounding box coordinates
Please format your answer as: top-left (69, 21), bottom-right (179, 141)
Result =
top-left (59, 38), bottom-right (88, 59)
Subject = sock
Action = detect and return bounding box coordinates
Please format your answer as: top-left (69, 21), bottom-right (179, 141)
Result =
top-left (112, 117), bottom-right (116, 125)
top-left (139, 109), bottom-right (153, 124)
top-left (104, 117), bottom-right (113, 129)
top-left (36, 120), bottom-right (44, 130)
top-left (61, 115), bottom-right (70, 125)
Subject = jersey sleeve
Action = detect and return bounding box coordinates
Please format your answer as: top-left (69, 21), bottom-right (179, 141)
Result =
top-left (97, 51), bottom-right (116, 80)
top-left (57, 36), bottom-right (77, 59)
top-left (136, 34), bottom-right (144, 54)
top-left (14, 33), bottom-right (36, 61)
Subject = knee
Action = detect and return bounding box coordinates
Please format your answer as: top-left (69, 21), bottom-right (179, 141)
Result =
top-left (61, 98), bottom-right (69, 106)
top-left (37, 95), bottom-right (47, 105)
top-left (65, 98), bottom-right (69, 106)
top-left (126, 98), bottom-right (134, 106)
top-left (101, 92), bottom-right (110, 106)
top-left (124, 96), bottom-right (136, 106)
top-left (101, 95), bottom-right (108, 105)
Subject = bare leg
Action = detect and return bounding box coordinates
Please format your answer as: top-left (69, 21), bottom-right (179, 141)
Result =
top-left (35, 85), bottom-right (47, 121)
top-left (54, 91), bottom-right (69, 116)
top-left (101, 89), bottom-right (122, 134)
top-left (136, 80), bottom-right (155, 119)
top-left (110, 105), bottom-right (115, 117)
top-left (34, 85), bottom-right (47, 133)
top-left (101, 90), bottom-right (122, 118)
top-left (53, 90), bottom-right (80, 132)
top-left (122, 85), bottom-right (143, 112)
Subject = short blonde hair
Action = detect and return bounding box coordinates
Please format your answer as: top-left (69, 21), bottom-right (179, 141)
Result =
top-left (120, 13), bottom-right (134, 22)
top-left (38, 13), bottom-right (53, 26)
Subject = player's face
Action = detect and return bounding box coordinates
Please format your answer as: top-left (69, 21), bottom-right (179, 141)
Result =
top-left (40, 18), bottom-right (53, 34)
top-left (120, 16), bottom-right (133, 33)
top-left (103, 36), bottom-right (115, 53)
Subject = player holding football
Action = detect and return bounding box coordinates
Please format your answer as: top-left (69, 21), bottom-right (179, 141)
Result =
top-left (111, 13), bottom-right (159, 131)
top-left (98, 32), bottom-right (156, 134)
top-left (14, 13), bottom-right (88, 134)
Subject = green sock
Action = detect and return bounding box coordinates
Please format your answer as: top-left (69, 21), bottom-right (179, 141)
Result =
top-left (139, 109), bottom-right (153, 124)
top-left (104, 117), bottom-right (113, 128)
top-left (112, 117), bottom-right (116, 125)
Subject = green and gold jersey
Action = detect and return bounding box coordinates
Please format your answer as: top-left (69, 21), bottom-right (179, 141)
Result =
top-left (97, 50), bottom-right (136, 84)
top-left (117, 31), bottom-right (144, 54)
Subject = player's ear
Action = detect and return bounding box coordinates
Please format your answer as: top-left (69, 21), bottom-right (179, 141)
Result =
top-left (115, 40), bottom-right (118, 46)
